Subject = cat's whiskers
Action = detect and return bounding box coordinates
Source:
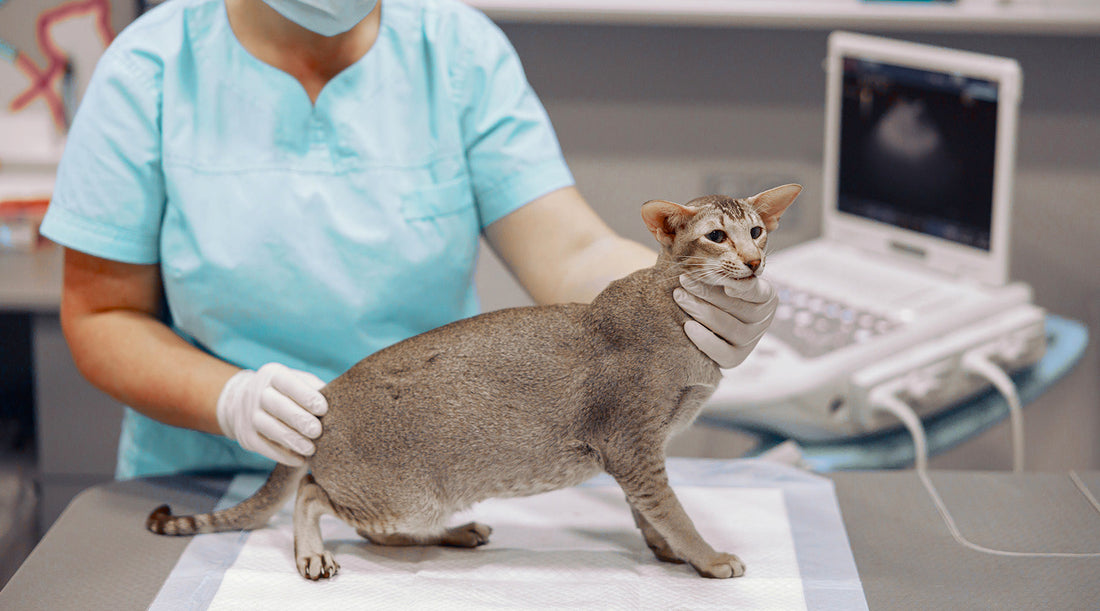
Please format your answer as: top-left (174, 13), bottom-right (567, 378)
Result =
top-left (662, 256), bottom-right (712, 282)
top-left (662, 262), bottom-right (727, 285)
top-left (694, 265), bottom-right (732, 286)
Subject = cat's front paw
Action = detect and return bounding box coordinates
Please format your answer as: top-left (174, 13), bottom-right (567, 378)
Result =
top-left (691, 552), bottom-right (745, 579)
top-left (297, 551), bottom-right (340, 580)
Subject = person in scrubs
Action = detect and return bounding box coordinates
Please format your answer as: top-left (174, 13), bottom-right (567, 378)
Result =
top-left (41, 0), bottom-right (778, 479)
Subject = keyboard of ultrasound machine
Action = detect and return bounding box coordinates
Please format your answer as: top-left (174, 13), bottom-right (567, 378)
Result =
top-left (768, 281), bottom-right (902, 358)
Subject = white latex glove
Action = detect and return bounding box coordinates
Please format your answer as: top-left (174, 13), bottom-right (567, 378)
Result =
top-left (216, 363), bottom-right (329, 466)
top-left (673, 275), bottom-right (778, 369)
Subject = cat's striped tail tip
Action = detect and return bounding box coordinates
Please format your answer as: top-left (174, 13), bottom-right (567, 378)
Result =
top-left (146, 504), bottom-right (216, 535)
top-left (146, 504), bottom-right (191, 535)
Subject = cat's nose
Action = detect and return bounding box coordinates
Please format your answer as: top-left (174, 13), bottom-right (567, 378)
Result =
top-left (745, 259), bottom-right (761, 272)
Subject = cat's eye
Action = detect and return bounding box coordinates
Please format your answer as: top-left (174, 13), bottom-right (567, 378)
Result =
top-left (750, 226), bottom-right (763, 239)
top-left (705, 230), bottom-right (727, 243)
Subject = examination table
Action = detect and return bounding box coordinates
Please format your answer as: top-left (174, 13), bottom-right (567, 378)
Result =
top-left (1, 459), bottom-right (1097, 609)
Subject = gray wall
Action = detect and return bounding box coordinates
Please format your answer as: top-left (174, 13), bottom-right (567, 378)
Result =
top-left (475, 24), bottom-right (1100, 471)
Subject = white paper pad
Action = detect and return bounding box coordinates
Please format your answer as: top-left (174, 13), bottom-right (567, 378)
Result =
top-left (151, 460), bottom-right (866, 610)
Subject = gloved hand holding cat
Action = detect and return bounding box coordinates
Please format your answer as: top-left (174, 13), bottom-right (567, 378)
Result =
top-left (216, 363), bottom-right (328, 465)
top-left (676, 275), bottom-right (778, 369)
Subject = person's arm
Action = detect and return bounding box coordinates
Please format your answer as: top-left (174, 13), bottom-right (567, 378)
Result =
top-left (59, 248), bottom-right (326, 464)
top-left (483, 186), bottom-right (654, 304)
top-left (484, 187), bottom-right (778, 369)
top-left (59, 248), bottom-right (235, 434)
top-left (42, 22), bottom-right (328, 467)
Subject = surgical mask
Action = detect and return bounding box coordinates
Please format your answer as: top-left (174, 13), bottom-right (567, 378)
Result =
top-left (261, 0), bottom-right (378, 37)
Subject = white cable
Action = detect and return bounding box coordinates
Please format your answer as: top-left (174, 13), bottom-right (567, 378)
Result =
top-left (868, 386), bottom-right (928, 472)
top-left (1071, 471), bottom-right (1100, 515)
top-left (866, 386), bottom-right (1100, 559)
top-left (962, 351), bottom-right (1025, 472)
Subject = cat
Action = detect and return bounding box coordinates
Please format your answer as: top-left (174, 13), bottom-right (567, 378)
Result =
top-left (146, 184), bottom-right (802, 581)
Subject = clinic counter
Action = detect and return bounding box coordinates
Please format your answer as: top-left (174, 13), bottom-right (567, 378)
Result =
top-left (2, 462), bottom-right (1098, 609)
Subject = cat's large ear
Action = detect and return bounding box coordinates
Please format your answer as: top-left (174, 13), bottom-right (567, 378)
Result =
top-left (641, 200), bottom-right (698, 247)
top-left (748, 184), bottom-right (802, 231)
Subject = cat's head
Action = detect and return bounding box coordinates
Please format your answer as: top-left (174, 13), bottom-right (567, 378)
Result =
top-left (641, 184), bottom-right (801, 288)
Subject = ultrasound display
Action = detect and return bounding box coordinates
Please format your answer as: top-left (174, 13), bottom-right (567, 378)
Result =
top-left (837, 58), bottom-right (998, 250)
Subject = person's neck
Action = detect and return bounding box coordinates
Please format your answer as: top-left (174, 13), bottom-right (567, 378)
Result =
top-left (226, 0), bottom-right (382, 103)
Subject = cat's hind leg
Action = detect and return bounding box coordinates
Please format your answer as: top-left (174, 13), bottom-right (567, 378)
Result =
top-left (294, 474), bottom-right (341, 580)
top-left (358, 522), bottom-right (492, 548)
top-left (440, 522), bottom-right (493, 547)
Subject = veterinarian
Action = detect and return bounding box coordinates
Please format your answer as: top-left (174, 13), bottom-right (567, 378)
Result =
top-left (40, 0), bottom-right (778, 479)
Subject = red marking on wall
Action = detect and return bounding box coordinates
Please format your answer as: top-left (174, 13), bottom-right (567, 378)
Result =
top-left (9, 0), bottom-right (115, 128)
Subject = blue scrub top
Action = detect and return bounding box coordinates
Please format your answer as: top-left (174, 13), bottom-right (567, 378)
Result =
top-left (40, 0), bottom-right (574, 479)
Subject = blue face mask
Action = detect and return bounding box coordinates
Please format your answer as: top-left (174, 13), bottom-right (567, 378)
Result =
top-left (261, 0), bottom-right (379, 37)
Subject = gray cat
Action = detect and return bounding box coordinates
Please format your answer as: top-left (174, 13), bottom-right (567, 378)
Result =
top-left (147, 184), bottom-right (801, 580)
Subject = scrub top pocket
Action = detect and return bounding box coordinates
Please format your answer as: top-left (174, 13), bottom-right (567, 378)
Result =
top-left (394, 173), bottom-right (480, 281)
top-left (401, 175), bottom-right (476, 222)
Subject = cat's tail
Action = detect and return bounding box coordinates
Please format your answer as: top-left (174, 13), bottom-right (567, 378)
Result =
top-left (146, 463), bottom-right (307, 536)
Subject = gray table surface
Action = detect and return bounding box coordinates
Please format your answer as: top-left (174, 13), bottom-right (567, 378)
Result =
top-left (2, 467), bottom-right (1099, 610)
